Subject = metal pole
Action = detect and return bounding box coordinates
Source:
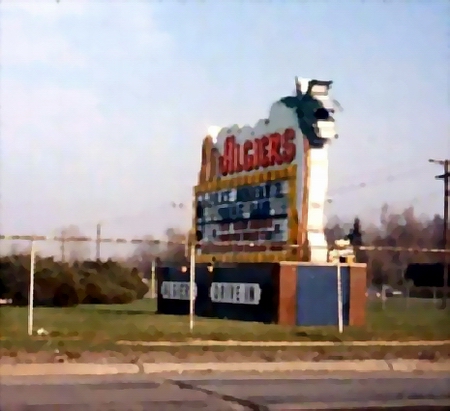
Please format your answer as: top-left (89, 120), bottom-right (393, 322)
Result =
top-left (151, 260), bottom-right (156, 299)
top-left (381, 284), bottom-right (387, 310)
top-left (336, 259), bottom-right (343, 334)
top-left (429, 158), bottom-right (449, 309)
top-left (96, 223), bottom-right (101, 261)
top-left (28, 241), bottom-right (36, 336)
top-left (442, 160), bottom-right (449, 309)
top-left (406, 281), bottom-right (411, 309)
top-left (189, 244), bottom-right (196, 333)
top-left (61, 233), bottom-right (65, 263)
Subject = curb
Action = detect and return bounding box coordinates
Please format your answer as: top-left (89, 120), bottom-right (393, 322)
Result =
top-left (0, 363), bottom-right (139, 376)
top-left (116, 339), bottom-right (450, 347)
top-left (1, 360), bottom-right (450, 376)
top-left (270, 399), bottom-right (450, 410)
top-left (142, 360), bottom-right (392, 373)
top-left (143, 360), bottom-right (450, 374)
top-left (386, 359), bottom-right (450, 372)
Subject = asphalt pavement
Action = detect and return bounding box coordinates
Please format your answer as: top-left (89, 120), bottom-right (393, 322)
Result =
top-left (1, 371), bottom-right (450, 411)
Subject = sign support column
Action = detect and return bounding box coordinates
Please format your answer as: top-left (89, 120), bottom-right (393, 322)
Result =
top-left (189, 241), bottom-right (196, 333)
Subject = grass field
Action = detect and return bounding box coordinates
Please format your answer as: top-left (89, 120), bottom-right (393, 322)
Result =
top-left (1, 298), bottom-right (449, 349)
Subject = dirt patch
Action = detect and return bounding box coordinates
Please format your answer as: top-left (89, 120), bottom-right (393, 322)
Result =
top-left (1, 345), bottom-right (449, 364)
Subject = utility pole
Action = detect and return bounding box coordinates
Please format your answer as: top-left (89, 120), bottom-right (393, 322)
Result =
top-left (61, 229), bottom-right (66, 263)
top-left (170, 201), bottom-right (189, 258)
top-left (96, 223), bottom-right (102, 261)
top-left (429, 159), bottom-right (450, 309)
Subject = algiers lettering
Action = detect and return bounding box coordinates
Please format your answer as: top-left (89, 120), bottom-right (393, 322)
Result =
top-left (219, 129), bottom-right (296, 176)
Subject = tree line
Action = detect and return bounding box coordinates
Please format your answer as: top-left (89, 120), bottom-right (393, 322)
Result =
top-left (324, 204), bottom-right (447, 292)
top-left (133, 204), bottom-right (447, 292)
top-left (2, 204), bottom-right (446, 306)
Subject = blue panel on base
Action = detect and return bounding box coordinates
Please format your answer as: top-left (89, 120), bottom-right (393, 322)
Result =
top-left (296, 265), bottom-right (350, 326)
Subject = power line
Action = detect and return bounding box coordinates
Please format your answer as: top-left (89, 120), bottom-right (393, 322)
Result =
top-left (331, 158), bottom-right (429, 185)
top-left (330, 189), bottom-right (441, 207)
top-left (328, 165), bottom-right (429, 196)
top-left (57, 201), bottom-right (190, 231)
top-left (65, 167), bottom-right (432, 228)
top-left (2, 235), bottom-right (450, 254)
top-left (3, 162), bottom-right (439, 236)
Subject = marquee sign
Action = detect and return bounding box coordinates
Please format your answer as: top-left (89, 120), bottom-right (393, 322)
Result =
top-left (196, 178), bottom-right (291, 254)
top-left (194, 78), bottom-right (338, 264)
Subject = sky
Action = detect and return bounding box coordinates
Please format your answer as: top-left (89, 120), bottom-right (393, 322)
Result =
top-left (0, 0), bottom-right (449, 258)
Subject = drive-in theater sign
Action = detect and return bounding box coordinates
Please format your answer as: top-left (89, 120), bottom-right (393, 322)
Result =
top-left (157, 78), bottom-right (368, 326)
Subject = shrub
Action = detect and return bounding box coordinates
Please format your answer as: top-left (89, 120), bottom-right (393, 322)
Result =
top-left (0, 255), bottom-right (149, 307)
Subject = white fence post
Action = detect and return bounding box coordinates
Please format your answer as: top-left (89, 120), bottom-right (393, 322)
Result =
top-left (336, 259), bottom-right (344, 334)
top-left (381, 284), bottom-right (387, 310)
top-left (151, 260), bottom-right (156, 299)
top-left (28, 241), bottom-right (36, 336)
top-left (333, 239), bottom-right (354, 334)
top-left (189, 244), bottom-right (196, 333)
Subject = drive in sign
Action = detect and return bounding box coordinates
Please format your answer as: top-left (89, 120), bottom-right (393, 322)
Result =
top-left (219, 129), bottom-right (296, 176)
top-left (160, 281), bottom-right (197, 300)
top-left (209, 282), bottom-right (262, 305)
top-left (195, 78), bottom-right (338, 263)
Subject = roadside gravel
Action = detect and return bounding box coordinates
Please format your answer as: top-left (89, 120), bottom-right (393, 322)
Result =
top-left (1, 344), bottom-right (449, 365)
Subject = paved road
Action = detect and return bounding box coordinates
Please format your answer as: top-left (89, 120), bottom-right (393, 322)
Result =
top-left (1, 371), bottom-right (449, 410)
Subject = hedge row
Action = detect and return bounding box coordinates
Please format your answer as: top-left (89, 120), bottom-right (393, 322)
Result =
top-left (0, 255), bottom-right (149, 306)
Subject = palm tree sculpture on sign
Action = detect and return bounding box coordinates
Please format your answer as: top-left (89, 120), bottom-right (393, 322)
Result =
top-left (279, 79), bottom-right (336, 149)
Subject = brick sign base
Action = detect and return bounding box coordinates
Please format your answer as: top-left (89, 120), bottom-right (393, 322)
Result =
top-left (156, 262), bottom-right (367, 326)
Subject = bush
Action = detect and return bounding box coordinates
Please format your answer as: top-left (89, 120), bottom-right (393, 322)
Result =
top-left (0, 255), bottom-right (149, 307)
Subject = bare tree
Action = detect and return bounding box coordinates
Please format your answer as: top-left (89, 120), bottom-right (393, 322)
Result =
top-left (327, 205), bottom-right (445, 288)
top-left (59, 225), bottom-right (90, 263)
top-left (8, 243), bottom-right (22, 255)
top-left (130, 235), bottom-right (162, 274)
top-left (162, 227), bottom-right (187, 264)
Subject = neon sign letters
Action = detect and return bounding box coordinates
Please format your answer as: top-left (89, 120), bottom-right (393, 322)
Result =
top-left (219, 129), bottom-right (296, 176)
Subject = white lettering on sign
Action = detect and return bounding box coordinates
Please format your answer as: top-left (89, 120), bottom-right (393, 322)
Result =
top-left (209, 283), bottom-right (261, 305)
top-left (161, 281), bottom-right (197, 300)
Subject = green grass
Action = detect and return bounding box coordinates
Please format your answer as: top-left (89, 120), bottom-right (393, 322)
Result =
top-left (366, 298), bottom-right (450, 339)
top-left (0, 298), bottom-right (449, 348)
